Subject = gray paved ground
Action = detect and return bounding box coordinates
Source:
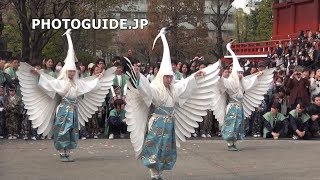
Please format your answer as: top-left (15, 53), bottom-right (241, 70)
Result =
top-left (0, 139), bottom-right (320, 180)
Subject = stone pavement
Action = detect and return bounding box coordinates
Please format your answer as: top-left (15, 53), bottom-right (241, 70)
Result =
top-left (0, 139), bottom-right (320, 180)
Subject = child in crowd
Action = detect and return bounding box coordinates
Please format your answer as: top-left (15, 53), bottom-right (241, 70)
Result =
top-left (4, 86), bottom-right (22, 139)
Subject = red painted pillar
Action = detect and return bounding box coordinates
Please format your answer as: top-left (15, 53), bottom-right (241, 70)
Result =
top-left (315, 0), bottom-right (320, 31)
top-left (272, 4), bottom-right (278, 39)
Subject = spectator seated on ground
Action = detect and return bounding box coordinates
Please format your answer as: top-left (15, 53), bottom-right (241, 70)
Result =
top-left (288, 103), bottom-right (311, 140)
top-left (107, 99), bottom-right (126, 140)
top-left (263, 103), bottom-right (287, 139)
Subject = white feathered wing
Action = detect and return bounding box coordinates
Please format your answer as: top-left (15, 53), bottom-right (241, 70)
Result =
top-left (210, 69), bottom-right (275, 126)
top-left (210, 80), bottom-right (227, 126)
top-left (173, 62), bottom-right (220, 147)
top-left (125, 76), bottom-right (150, 158)
top-left (242, 68), bottom-right (275, 118)
top-left (77, 67), bottom-right (116, 128)
top-left (210, 40), bottom-right (275, 125)
top-left (17, 62), bottom-right (59, 136)
top-left (125, 62), bottom-right (220, 157)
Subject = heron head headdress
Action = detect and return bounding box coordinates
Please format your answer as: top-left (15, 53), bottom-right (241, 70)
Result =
top-left (226, 40), bottom-right (244, 76)
top-left (152, 27), bottom-right (174, 76)
top-left (225, 39), bottom-right (245, 88)
top-left (57, 29), bottom-right (78, 80)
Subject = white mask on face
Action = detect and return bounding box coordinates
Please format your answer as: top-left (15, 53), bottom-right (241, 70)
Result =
top-left (55, 65), bottom-right (62, 71)
top-left (276, 82), bottom-right (282, 86)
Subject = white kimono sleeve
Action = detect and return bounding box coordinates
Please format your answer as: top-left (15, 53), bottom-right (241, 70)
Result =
top-left (136, 73), bottom-right (158, 107)
top-left (38, 74), bottom-right (64, 99)
top-left (221, 77), bottom-right (238, 94)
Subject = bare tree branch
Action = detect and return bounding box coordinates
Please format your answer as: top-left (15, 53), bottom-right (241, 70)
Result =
top-left (207, 0), bottom-right (234, 59)
top-left (221, 4), bottom-right (233, 25)
top-left (210, 4), bottom-right (217, 15)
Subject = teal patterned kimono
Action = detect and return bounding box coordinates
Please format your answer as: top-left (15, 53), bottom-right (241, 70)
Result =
top-left (141, 106), bottom-right (176, 171)
top-left (220, 75), bottom-right (259, 143)
top-left (37, 73), bottom-right (101, 152)
top-left (53, 98), bottom-right (79, 150)
top-left (221, 98), bottom-right (245, 142)
top-left (134, 72), bottom-right (198, 173)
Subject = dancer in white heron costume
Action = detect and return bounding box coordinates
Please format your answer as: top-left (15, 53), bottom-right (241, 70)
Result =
top-left (124, 27), bottom-right (221, 180)
top-left (16, 29), bottom-right (116, 162)
top-left (211, 40), bottom-right (275, 151)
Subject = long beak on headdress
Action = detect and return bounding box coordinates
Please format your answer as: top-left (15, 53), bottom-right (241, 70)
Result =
top-left (153, 27), bottom-right (174, 76)
top-left (62, 29), bottom-right (72, 36)
top-left (152, 33), bottom-right (161, 51)
top-left (226, 39), bottom-right (243, 75)
top-left (152, 26), bottom-right (172, 50)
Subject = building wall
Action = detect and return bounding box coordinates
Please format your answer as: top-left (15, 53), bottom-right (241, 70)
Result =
top-left (110, 0), bottom-right (235, 32)
top-left (272, 0), bottom-right (320, 40)
top-left (106, 0), bottom-right (235, 61)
